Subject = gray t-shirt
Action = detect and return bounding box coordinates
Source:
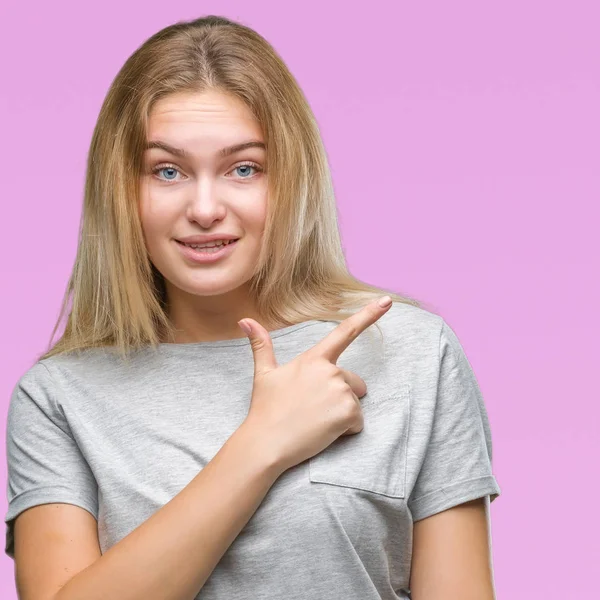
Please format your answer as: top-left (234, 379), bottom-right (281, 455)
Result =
top-left (4, 301), bottom-right (501, 599)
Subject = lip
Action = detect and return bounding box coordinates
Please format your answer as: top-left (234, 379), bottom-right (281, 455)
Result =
top-left (176, 233), bottom-right (240, 244)
top-left (174, 239), bottom-right (238, 264)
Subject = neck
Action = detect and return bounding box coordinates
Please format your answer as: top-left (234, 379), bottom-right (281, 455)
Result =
top-left (162, 282), bottom-right (287, 343)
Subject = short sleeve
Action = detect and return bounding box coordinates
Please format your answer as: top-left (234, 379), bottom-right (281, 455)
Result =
top-left (407, 320), bottom-right (501, 522)
top-left (4, 361), bottom-right (98, 559)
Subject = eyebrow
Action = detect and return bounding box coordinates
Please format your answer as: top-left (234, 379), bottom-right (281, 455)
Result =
top-left (144, 139), bottom-right (266, 158)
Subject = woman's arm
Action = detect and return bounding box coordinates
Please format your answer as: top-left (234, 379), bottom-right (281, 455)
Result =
top-left (409, 497), bottom-right (497, 600)
top-left (14, 423), bottom-right (283, 600)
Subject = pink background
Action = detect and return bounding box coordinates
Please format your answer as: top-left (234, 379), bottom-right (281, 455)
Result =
top-left (1, 1), bottom-right (598, 598)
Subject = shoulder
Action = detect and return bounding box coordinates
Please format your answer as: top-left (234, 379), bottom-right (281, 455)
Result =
top-left (377, 300), bottom-right (445, 356)
top-left (377, 301), bottom-right (474, 363)
top-left (6, 360), bottom-right (64, 441)
top-left (377, 301), bottom-right (483, 389)
top-left (9, 348), bottom-right (133, 414)
top-left (37, 346), bottom-right (147, 389)
top-left (330, 302), bottom-right (446, 399)
top-left (9, 360), bottom-right (55, 408)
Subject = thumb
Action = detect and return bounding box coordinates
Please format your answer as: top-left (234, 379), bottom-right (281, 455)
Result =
top-left (238, 318), bottom-right (278, 376)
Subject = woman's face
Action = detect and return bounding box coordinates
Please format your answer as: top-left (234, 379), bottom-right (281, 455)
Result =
top-left (139, 89), bottom-right (268, 301)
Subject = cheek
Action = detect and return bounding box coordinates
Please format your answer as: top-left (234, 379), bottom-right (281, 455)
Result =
top-left (241, 194), bottom-right (268, 231)
top-left (139, 192), bottom-right (172, 236)
top-left (138, 185), bottom-right (154, 234)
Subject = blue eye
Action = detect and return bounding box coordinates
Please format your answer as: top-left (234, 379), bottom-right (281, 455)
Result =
top-left (150, 161), bottom-right (263, 184)
top-left (235, 164), bottom-right (255, 178)
top-left (156, 166), bottom-right (180, 181)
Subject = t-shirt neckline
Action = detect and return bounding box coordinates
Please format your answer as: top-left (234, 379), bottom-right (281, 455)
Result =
top-left (157, 319), bottom-right (324, 350)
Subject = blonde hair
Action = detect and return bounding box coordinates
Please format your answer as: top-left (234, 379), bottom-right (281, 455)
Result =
top-left (40, 15), bottom-right (425, 363)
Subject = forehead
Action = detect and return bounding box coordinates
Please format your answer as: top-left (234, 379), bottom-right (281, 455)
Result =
top-left (148, 90), bottom-right (259, 131)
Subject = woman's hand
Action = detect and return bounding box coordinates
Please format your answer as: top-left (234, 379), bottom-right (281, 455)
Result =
top-left (238, 296), bottom-right (393, 472)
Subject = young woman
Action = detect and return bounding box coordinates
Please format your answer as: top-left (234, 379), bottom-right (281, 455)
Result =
top-left (4, 15), bottom-right (501, 600)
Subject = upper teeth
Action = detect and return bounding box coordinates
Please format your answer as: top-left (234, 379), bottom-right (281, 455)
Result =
top-left (183, 239), bottom-right (234, 249)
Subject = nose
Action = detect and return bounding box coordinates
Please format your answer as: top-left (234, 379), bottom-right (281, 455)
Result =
top-left (186, 177), bottom-right (227, 228)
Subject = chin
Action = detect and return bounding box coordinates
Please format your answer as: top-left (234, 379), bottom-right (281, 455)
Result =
top-left (170, 272), bottom-right (253, 298)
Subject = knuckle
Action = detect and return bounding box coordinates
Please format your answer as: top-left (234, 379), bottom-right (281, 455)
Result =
top-left (250, 338), bottom-right (263, 351)
top-left (314, 358), bottom-right (337, 375)
top-left (251, 337), bottom-right (270, 353)
top-left (330, 364), bottom-right (346, 381)
top-left (334, 378), bottom-right (351, 394)
top-left (342, 320), bottom-right (358, 339)
top-left (333, 369), bottom-right (348, 384)
top-left (335, 373), bottom-right (352, 394)
top-left (327, 361), bottom-right (342, 374)
top-left (299, 356), bottom-right (332, 378)
top-left (340, 395), bottom-right (359, 417)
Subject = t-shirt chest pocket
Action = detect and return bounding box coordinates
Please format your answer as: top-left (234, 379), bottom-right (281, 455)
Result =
top-left (308, 384), bottom-right (411, 498)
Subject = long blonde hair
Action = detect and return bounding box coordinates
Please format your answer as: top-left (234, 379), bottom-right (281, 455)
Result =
top-left (40, 15), bottom-right (425, 363)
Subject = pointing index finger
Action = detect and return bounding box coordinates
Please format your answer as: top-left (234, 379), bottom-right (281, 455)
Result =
top-left (310, 296), bottom-right (392, 364)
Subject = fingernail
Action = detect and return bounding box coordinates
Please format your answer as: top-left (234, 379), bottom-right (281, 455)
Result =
top-left (378, 295), bottom-right (392, 308)
top-left (238, 319), bottom-right (252, 335)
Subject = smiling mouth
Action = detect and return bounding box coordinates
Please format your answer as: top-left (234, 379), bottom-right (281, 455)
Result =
top-left (175, 239), bottom-right (239, 249)
top-left (174, 238), bottom-right (240, 259)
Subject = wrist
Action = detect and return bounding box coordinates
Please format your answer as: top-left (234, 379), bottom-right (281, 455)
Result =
top-left (232, 420), bottom-right (287, 479)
